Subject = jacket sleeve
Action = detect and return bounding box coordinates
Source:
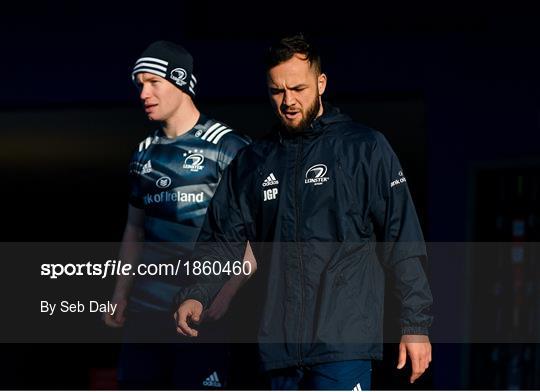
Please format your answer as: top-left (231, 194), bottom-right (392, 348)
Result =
top-left (369, 131), bottom-right (433, 336)
top-left (216, 131), bottom-right (251, 173)
top-left (174, 156), bottom-right (248, 310)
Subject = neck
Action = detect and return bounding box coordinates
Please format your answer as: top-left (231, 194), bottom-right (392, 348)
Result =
top-left (316, 98), bottom-right (324, 118)
top-left (161, 99), bottom-right (200, 138)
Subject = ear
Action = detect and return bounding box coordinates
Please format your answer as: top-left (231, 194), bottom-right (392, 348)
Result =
top-left (318, 73), bottom-right (327, 96)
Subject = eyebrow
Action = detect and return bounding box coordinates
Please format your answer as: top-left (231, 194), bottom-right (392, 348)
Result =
top-left (269, 84), bottom-right (308, 90)
top-left (137, 76), bottom-right (160, 83)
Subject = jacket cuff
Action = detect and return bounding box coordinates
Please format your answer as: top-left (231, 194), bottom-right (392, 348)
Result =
top-left (401, 326), bottom-right (430, 336)
top-left (172, 287), bottom-right (209, 313)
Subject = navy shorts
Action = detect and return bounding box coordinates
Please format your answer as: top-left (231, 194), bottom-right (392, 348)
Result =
top-left (269, 359), bottom-right (372, 390)
top-left (118, 311), bottom-right (230, 390)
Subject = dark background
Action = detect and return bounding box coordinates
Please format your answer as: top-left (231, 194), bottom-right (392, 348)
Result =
top-left (1, 1), bottom-right (539, 389)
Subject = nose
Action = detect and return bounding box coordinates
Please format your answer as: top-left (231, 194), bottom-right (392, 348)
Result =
top-left (283, 90), bottom-right (294, 106)
top-left (281, 90), bottom-right (294, 110)
top-left (139, 84), bottom-right (150, 101)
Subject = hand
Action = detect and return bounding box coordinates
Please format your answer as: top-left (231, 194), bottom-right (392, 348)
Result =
top-left (102, 297), bottom-right (127, 328)
top-left (397, 334), bottom-right (432, 383)
top-left (175, 299), bottom-right (203, 337)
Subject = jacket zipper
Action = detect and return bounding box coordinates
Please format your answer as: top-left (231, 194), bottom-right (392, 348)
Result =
top-left (294, 136), bottom-right (305, 365)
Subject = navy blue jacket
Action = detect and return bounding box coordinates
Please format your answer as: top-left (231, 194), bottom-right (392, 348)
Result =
top-left (178, 105), bottom-right (433, 371)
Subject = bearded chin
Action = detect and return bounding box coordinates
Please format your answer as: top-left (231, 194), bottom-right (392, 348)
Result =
top-left (282, 97), bottom-right (321, 133)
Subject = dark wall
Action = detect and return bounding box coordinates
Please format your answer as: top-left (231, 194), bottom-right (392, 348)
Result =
top-left (1, 2), bottom-right (540, 389)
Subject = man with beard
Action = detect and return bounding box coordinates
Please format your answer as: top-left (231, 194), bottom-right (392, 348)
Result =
top-left (175, 34), bottom-right (433, 390)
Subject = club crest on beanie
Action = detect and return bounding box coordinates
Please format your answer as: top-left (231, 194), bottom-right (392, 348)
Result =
top-left (132, 41), bottom-right (197, 97)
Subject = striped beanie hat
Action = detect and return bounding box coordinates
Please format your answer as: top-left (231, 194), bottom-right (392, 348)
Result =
top-left (132, 41), bottom-right (197, 97)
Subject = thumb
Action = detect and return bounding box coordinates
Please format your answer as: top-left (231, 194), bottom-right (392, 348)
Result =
top-left (397, 343), bottom-right (407, 369)
top-left (191, 309), bottom-right (201, 323)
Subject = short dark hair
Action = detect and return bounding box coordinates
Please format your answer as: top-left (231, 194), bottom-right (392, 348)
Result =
top-left (265, 33), bottom-right (321, 74)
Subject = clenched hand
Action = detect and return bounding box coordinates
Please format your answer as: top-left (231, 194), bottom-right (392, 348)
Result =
top-left (175, 299), bottom-right (203, 337)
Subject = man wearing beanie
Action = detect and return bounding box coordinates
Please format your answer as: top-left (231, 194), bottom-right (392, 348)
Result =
top-left (103, 40), bottom-right (252, 389)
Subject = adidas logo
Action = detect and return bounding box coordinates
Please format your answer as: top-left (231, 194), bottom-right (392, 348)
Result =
top-left (142, 160), bottom-right (152, 174)
top-left (202, 371), bottom-right (222, 388)
top-left (262, 173), bottom-right (279, 187)
top-left (352, 382), bottom-right (362, 391)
